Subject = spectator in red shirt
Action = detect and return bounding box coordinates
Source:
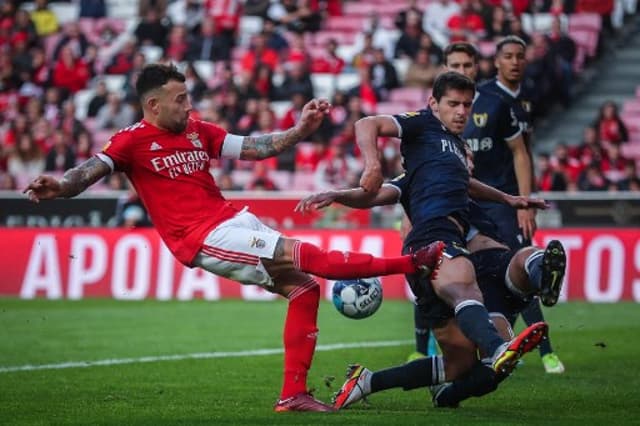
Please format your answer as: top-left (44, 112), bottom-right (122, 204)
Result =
top-left (164, 24), bottom-right (189, 62)
top-left (240, 33), bottom-right (280, 73)
top-left (310, 38), bottom-right (345, 74)
top-left (447, 0), bottom-right (486, 43)
top-left (52, 45), bottom-right (90, 94)
top-left (594, 101), bottom-right (628, 145)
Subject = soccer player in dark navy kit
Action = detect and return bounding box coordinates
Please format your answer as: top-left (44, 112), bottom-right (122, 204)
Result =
top-left (323, 72), bottom-right (548, 409)
top-left (466, 36), bottom-right (565, 373)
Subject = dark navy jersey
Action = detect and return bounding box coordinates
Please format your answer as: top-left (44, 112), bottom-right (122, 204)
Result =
top-left (390, 108), bottom-right (470, 231)
top-left (463, 79), bottom-right (522, 195)
top-left (481, 78), bottom-right (533, 141)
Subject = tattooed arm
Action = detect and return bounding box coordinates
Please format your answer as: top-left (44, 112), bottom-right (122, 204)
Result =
top-left (24, 157), bottom-right (111, 202)
top-left (239, 99), bottom-right (330, 160)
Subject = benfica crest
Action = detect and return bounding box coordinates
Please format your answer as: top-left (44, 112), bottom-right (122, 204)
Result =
top-left (473, 113), bottom-right (488, 127)
top-left (186, 132), bottom-right (203, 148)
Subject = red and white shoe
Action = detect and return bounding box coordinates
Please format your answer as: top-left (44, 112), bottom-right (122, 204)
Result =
top-left (332, 364), bottom-right (372, 409)
top-left (274, 392), bottom-right (336, 412)
top-left (411, 241), bottom-right (446, 280)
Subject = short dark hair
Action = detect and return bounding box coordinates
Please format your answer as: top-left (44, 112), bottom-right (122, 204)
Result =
top-left (496, 35), bottom-right (527, 54)
top-left (432, 71), bottom-right (475, 101)
top-left (135, 63), bottom-right (186, 99)
top-left (443, 42), bottom-right (479, 65)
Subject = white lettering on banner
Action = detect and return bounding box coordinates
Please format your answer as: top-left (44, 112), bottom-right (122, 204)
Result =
top-left (633, 242), bottom-right (640, 302)
top-left (585, 236), bottom-right (624, 302)
top-left (241, 285), bottom-right (278, 301)
top-left (541, 235), bottom-right (583, 302)
top-left (156, 241), bottom-right (175, 301)
top-left (112, 235), bottom-right (151, 300)
top-left (68, 236), bottom-right (107, 300)
top-left (177, 268), bottom-right (220, 301)
top-left (20, 235), bottom-right (62, 299)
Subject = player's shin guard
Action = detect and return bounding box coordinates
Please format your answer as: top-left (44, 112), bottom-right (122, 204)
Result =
top-left (371, 356), bottom-right (445, 392)
top-left (433, 361), bottom-right (498, 408)
top-left (292, 241), bottom-right (416, 279)
top-left (281, 278), bottom-right (320, 399)
top-left (455, 300), bottom-right (505, 357)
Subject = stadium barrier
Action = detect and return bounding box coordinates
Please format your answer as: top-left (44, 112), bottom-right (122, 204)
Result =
top-left (0, 228), bottom-right (638, 302)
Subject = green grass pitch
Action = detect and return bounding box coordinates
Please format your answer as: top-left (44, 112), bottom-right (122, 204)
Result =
top-left (1, 299), bottom-right (639, 425)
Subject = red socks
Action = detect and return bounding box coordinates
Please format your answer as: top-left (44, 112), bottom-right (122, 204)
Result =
top-left (281, 278), bottom-right (320, 399)
top-left (292, 241), bottom-right (416, 279)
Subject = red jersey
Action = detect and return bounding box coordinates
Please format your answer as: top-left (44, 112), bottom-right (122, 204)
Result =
top-left (98, 119), bottom-right (240, 266)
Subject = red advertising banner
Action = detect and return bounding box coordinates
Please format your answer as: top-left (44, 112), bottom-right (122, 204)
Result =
top-left (0, 228), bottom-right (638, 302)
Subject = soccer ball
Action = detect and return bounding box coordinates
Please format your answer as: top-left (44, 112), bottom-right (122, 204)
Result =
top-left (332, 278), bottom-right (383, 319)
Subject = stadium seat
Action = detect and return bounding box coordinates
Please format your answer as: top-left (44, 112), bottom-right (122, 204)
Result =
top-left (375, 102), bottom-right (412, 115)
top-left (73, 89), bottom-right (95, 120)
top-left (522, 13), bottom-right (569, 34)
top-left (392, 57), bottom-right (411, 84)
top-left (324, 16), bottom-right (366, 32)
top-left (313, 31), bottom-right (357, 47)
top-left (310, 73), bottom-right (337, 101)
top-left (193, 61), bottom-right (215, 81)
top-left (569, 13), bottom-right (602, 33)
top-left (49, 2), bottom-right (79, 24)
top-left (102, 75), bottom-right (126, 93)
top-left (342, 2), bottom-right (374, 16)
top-left (621, 142), bottom-right (640, 159)
top-left (569, 29), bottom-right (598, 58)
top-left (478, 41), bottom-right (496, 58)
top-left (139, 45), bottom-right (163, 64)
top-left (623, 100), bottom-right (640, 114)
top-left (270, 100), bottom-right (292, 120)
top-left (389, 87), bottom-right (427, 108)
top-left (336, 73), bottom-right (361, 93)
top-left (292, 171), bottom-right (317, 191)
top-left (238, 16), bottom-right (263, 46)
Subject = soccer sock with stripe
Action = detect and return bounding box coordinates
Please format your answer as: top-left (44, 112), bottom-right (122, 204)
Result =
top-left (280, 278), bottom-right (320, 399)
top-left (371, 356), bottom-right (445, 392)
top-left (524, 250), bottom-right (545, 291)
top-left (292, 241), bottom-right (416, 279)
top-left (455, 300), bottom-right (505, 357)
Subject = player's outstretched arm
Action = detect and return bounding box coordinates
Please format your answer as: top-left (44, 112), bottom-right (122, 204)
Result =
top-left (239, 99), bottom-right (330, 160)
top-left (295, 185), bottom-right (399, 213)
top-left (355, 116), bottom-right (400, 193)
top-left (469, 178), bottom-right (547, 210)
top-left (24, 157), bottom-right (111, 202)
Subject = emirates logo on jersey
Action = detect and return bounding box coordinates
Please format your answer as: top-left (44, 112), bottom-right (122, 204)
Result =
top-left (187, 132), bottom-right (203, 148)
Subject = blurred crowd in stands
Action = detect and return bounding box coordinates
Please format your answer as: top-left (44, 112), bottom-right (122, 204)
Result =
top-left (0, 0), bottom-right (638, 195)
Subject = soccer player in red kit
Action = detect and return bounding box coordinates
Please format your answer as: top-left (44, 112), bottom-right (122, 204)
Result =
top-left (24, 63), bottom-right (445, 412)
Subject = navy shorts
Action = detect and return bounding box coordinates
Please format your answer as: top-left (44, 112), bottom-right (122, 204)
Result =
top-left (480, 202), bottom-right (528, 250)
top-left (405, 216), bottom-right (470, 329)
top-left (471, 248), bottom-right (532, 325)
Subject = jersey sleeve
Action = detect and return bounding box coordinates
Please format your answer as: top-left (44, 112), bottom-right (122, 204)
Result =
top-left (386, 172), bottom-right (408, 195)
top-left (392, 111), bottom-right (425, 142)
top-left (196, 119), bottom-right (230, 159)
top-left (98, 130), bottom-right (133, 172)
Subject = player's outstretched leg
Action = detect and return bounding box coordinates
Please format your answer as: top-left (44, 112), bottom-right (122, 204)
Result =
top-left (333, 356), bottom-right (445, 409)
top-left (539, 240), bottom-right (566, 307)
top-left (274, 277), bottom-right (335, 412)
top-left (490, 321), bottom-right (548, 376)
top-left (292, 240), bottom-right (445, 280)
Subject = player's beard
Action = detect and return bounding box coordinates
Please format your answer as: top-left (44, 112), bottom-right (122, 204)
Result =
top-left (170, 118), bottom-right (188, 133)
